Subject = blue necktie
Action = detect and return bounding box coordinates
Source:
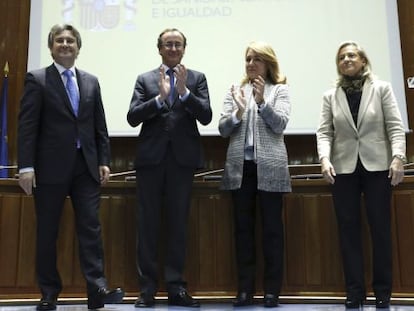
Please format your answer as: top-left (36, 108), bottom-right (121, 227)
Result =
top-left (167, 68), bottom-right (175, 104)
top-left (63, 69), bottom-right (79, 116)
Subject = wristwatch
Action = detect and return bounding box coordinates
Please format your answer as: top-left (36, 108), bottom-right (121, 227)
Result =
top-left (393, 154), bottom-right (407, 164)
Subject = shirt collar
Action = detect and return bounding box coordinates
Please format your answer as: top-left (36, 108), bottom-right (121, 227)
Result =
top-left (54, 62), bottom-right (76, 77)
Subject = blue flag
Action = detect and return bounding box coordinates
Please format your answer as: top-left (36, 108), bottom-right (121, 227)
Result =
top-left (0, 66), bottom-right (8, 178)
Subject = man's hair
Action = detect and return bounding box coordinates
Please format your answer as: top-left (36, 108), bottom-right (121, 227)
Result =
top-left (48, 24), bottom-right (82, 49)
top-left (157, 28), bottom-right (187, 49)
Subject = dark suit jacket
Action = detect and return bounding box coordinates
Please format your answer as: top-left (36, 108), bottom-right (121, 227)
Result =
top-left (127, 67), bottom-right (212, 169)
top-left (18, 64), bottom-right (110, 184)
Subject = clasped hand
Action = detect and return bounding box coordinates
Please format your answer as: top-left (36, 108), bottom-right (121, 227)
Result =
top-left (158, 64), bottom-right (188, 102)
top-left (231, 85), bottom-right (247, 120)
top-left (232, 75), bottom-right (265, 120)
top-left (251, 75), bottom-right (265, 104)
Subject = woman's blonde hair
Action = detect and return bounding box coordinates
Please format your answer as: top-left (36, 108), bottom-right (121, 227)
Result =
top-left (241, 41), bottom-right (286, 86)
top-left (335, 41), bottom-right (373, 86)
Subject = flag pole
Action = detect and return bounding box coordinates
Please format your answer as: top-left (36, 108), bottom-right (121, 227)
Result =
top-left (0, 61), bottom-right (8, 178)
top-left (4, 61), bottom-right (9, 78)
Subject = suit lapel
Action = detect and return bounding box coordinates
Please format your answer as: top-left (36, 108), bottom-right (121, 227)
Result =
top-left (356, 79), bottom-right (373, 128)
top-left (48, 65), bottom-right (76, 116)
top-left (76, 68), bottom-right (84, 116)
top-left (336, 87), bottom-right (357, 132)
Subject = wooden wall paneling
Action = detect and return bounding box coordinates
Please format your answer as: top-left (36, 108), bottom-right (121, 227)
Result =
top-left (196, 195), bottom-right (217, 289)
top-left (16, 196), bottom-right (36, 288)
top-left (394, 2), bottom-right (414, 281)
top-left (184, 196), bottom-right (200, 292)
top-left (393, 191), bottom-right (414, 288)
top-left (303, 195), bottom-right (323, 287)
top-left (213, 192), bottom-right (236, 290)
top-left (186, 190), bottom-right (236, 293)
top-left (109, 137), bottom-right (136, 174)
top-left (100, 196), bottom-right (126, 287)
top-left (1, 180), bottom-right (414, 297)
top-left (397, 0), bottom-right (414, 159)
top-left (283, 194), bottom-right (306, 289)
top-left (0, 195), bottom-right (21, 286)
top-left (122, 194), bottom-right (139, 291)
top-left (57, 201), bottom-right (77, 289)
top-left (318, 194), bottom-right (343, 288)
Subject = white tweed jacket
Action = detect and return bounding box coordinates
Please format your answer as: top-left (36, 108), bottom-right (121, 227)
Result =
top-left (218, 82), bottom-right (292, 192)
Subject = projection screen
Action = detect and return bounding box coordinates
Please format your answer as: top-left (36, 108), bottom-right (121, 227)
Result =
top-left (28, 0), bottom-right (408, 136)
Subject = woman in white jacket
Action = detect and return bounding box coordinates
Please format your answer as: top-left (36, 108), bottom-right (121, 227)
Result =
top-left (316, 41), bottom-right (406, 309)
top-left (219, 41), bottom-right (291, 308)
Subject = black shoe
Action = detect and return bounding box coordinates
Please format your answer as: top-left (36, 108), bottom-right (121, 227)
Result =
top-left (376, 297), bottom-right (390, 308)
top-left (88, 287), bottom-right (124, 310)
top-left (344, 297), bottom-right (364, 309)
top-left (233, 292), bottom-right (254, 307)
top-left (135, 293), bottom-right (155, 308)
top-left (263, 294), bottom-right (279, 308)
top-left (168, 290), bottom-right (200, 307)
top-left (36, 295), bottom-right (57, 311)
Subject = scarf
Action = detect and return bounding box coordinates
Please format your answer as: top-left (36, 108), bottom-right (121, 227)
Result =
top-left (339, 74), bottom-right (366, 95)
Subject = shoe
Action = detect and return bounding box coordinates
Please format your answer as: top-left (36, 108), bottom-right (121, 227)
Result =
top-left (344, 297), bottom-right (364, 309)
top-left (263, 293), bottom-right (279, 308)
top-left (168, 290), bottom-right (200, 307)
top-left (376, 297), bottom-right (390, 308)
top-left (135, 293), bottom-right (155, 308)
top-left (36, 295), bottom-right (57, 311)
top-left (88, 287), bottom-right (124, 310)
top-left (233, 292), bottom-right (254, 307)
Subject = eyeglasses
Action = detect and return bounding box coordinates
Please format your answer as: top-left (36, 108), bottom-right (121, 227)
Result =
top-left (161, 42), bottom-right (184, 50)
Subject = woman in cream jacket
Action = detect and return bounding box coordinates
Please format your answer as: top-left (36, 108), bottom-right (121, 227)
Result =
top-left (316, 41), bottom-right (406, 309)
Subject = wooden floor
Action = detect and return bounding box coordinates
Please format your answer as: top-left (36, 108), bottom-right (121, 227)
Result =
top-left (0, 297), bottom-right (413, 311)
top-left (0, 303), bottom-right (412, 310)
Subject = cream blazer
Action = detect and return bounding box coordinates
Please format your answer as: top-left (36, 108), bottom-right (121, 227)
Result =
top-left (316, 78), bottom-right (406, 174)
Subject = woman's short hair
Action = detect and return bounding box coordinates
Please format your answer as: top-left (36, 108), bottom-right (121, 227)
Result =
top-left (335, 41), bottom-right (372, 82)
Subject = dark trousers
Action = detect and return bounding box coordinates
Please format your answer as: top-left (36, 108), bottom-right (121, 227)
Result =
top-left (332, 161), bottom-right (392, 300)
top-left (231, 161), bottom-right (284, 295)
top-left (34, 150), bottom-right (106, 297)
top-left (135, 148), bottom-right (195, 296)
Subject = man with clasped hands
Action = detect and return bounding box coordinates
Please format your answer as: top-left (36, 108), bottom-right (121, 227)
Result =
top-left (127, 28), bottom-right (212, 308)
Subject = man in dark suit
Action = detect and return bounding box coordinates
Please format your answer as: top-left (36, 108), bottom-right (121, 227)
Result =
top-left (127, 28), bottom-right (212, 308)
top-left (17, 24), bottom-right (124, 311)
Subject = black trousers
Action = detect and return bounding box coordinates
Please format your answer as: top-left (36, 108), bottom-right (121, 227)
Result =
top-left (332, 161), bottom-right (392, 300)
top-left (34, 150), bottom-right (107, 297)
top-left (231, 161), bottom-right (284, 295)
top-left (135, 147), bottom-right (195, 296)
